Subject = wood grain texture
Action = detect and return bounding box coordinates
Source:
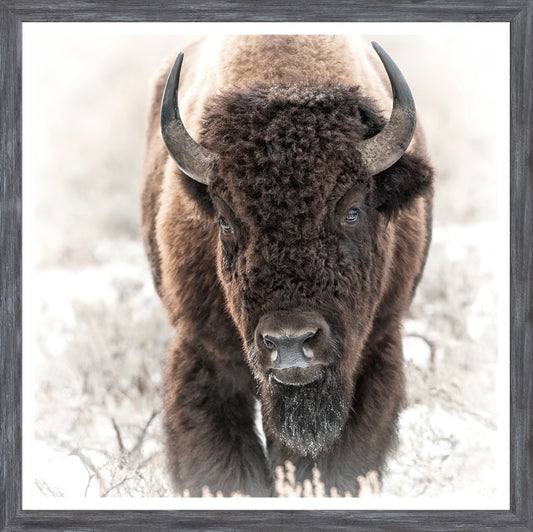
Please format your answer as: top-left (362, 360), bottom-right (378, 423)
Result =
top-left (1, 1), bottom-right (22, 532)
top-left (0, 0), bottom-right (528, 21)
top-left (510, 1), bottom-right (533, 530)
top-left (1, 0), bottom-right (532, 530)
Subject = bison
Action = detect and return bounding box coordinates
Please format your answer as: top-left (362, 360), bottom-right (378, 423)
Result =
top-left (142, 35), bottom-right (434, 497)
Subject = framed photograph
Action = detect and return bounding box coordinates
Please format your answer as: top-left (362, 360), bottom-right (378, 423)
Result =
top-left (1, 2), bottom-right (532, 530)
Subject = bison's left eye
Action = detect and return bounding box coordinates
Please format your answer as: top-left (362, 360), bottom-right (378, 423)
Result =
top-left (218, 216), bottom-right (234, 234)
top-left (343, 207), bottom-right (360, 225)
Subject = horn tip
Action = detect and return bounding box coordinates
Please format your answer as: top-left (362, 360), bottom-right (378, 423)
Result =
top-left (174, 51), bottom-right (185, 70)
top-left (370, 41), bottom-right (389, 62)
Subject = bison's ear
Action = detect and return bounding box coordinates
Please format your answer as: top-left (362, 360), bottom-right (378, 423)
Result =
top-left (373, 152), bottom-right (434, 219)
top-left (178, 172), bottom-right (215, 217)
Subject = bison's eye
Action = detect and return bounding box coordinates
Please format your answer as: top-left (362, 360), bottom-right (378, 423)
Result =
top-left (343, 207), bottom-right (360, 225)
top-left (218, 216), bottom-right (234, 234)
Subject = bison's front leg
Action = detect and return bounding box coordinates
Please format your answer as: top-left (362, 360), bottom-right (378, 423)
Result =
top-left (164, 335), bottom-right (272, 496)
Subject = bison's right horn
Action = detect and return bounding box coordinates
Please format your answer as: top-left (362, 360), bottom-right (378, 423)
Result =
top-left (355, 42), bottom-right (417, 176)
top-left (161, 52), bottom-right (217, 185)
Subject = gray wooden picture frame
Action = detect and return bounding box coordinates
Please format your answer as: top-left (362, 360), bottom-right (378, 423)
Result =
top-left (1, 1), bottom-right (532, 530)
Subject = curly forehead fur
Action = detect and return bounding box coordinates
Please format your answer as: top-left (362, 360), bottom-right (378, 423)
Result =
top-left (190, 81), bottom-right (433, 224)
top-left (204, 82), bottom-right (372, 216)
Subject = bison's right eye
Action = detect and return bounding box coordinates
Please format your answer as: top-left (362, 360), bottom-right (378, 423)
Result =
top-left (343, 207), bottom-right (360, 225)
top-left (218, 216), bottom-right (234, 234)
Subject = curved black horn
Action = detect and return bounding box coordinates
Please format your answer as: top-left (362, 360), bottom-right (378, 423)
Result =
top-left (161, 52), bottom-right (217, 185)
top-left (356, 42), bottom-right (417, 176)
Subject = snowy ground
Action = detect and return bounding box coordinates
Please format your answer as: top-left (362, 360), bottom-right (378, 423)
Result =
top-left (26, 27), bottom-right (509, 503)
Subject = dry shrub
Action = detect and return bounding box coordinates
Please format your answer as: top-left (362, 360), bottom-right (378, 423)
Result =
top-left (175, 462), bottom-right (380, 498)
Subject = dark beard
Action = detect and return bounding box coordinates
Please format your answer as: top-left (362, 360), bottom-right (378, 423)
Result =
top-left (261, 368), bottom-right (350, 458)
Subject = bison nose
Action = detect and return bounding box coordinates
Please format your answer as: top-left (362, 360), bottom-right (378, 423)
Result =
top-left (255, 311), bottom-right (331, 373)
top-left (262, 329), bottom-right (317, 370)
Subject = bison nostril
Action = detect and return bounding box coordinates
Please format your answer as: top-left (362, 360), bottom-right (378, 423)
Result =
top-left (302, 329), bottom-right (318, 342)
top-left (302, 330), bottom-right (318, 359)
top-left (263, 336), bottom-right (276, 351)
top-left (302, 332), bottom-right (318, 358)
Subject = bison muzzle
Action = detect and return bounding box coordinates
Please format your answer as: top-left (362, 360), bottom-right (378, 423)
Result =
top-left (142, 35), bottom-right (434, 497)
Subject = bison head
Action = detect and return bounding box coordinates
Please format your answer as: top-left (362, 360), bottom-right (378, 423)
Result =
top-left (160, 43), bottom-right (432, 457)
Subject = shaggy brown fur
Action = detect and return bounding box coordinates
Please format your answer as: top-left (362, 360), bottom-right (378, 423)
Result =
top-left (142, 36), bottom-right (434, 497)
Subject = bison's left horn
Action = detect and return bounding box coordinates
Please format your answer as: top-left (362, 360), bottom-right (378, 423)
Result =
top-left (161, 52), bottom-right (217, 185)
top-left (356, 42), bottom-right (417, 176)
